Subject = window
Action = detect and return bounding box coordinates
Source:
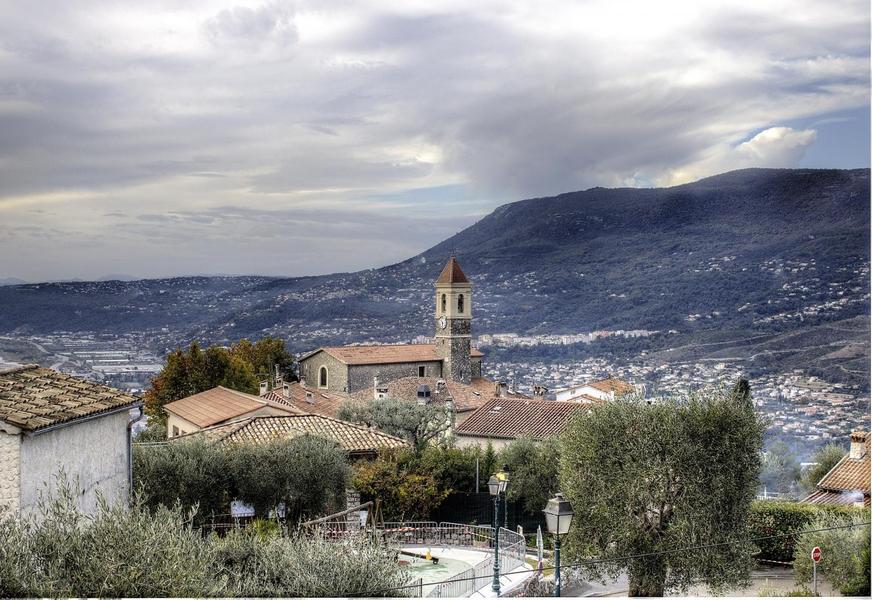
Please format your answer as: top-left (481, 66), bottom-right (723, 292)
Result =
top-left (458, 293), bottom-right (465, 312)
top-left (441, 293), bottom-right (447, 313)
top-left (172, 425), bottom-right (179, 437)
top-left (418, 365), bottom-right (426, 377)
top-left (319, 366), bottom-right (328, 388)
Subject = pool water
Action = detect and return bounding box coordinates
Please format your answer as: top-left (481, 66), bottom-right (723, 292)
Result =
top-left (404, 555), bottom-right (473, 584)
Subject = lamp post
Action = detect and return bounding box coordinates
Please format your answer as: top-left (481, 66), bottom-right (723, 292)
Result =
top-left (488, 467), bottom-right (509, 595)
top-left (543, 493), bottom-right (574, 597)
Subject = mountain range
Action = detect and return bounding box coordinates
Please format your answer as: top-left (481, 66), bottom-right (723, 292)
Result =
top-left (0, 168), bottom-right (868, 387)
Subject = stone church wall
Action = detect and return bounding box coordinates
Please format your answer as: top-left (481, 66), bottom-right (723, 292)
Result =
top-left (299, 352), bottom-right (348, 393)
top-left (347, 360), bottom-right (442, 394)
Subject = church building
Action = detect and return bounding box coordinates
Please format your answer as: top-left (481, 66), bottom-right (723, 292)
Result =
top-left (298, 257), bottom-right (484, 394)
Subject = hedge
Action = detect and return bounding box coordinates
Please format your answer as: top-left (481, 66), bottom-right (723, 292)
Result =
top-left (747, 500), bottom-right (868, 562)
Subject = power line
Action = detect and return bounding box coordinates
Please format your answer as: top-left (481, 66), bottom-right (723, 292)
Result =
top-left (351, 520), bottom-right (871, 597)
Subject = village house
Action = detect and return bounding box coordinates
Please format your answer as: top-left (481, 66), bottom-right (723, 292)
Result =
top-left (547, 377), bottom-right (639, 403)
top-left (170, 413), bottom-right (408, 459)
top-left (162, 385), bottom-right (305, 437)
top-left (454, 397), bottom-right (588, 449)
top-left (803, 430), bottom-right (870, 507)
top-left (297, 257), bottom-right (484, 393)
top-left (0, 365), bottom-right (142, 517)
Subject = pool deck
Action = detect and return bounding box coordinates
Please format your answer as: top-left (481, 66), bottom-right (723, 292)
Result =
top-left (403, 545), bottom-right (533, 598)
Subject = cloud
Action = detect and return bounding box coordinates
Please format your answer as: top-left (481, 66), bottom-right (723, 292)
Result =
top-left (0, 0), bottom-right (868, 280)
top-left (658, 127), bottom-right (818, 186)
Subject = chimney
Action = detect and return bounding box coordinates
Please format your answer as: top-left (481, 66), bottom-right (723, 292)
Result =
top-left (274, 365), bottom-right (282, 387)
top-left (494, 381), bottom-right (506, 398)
top-left (305, 391), bottom-right (315, 404)
top-left (849, 431), bottom-right (868, 459)
top-left (374, 376), bottom-right (379, 401)
top-left (436, 379), bottom-right (446, 394)
top-left (259, 381), bottom-right (268, 395)
top-left (282, 382), bottom-right (290, 399)
top-left (300, 377), bottom-right (306, 387)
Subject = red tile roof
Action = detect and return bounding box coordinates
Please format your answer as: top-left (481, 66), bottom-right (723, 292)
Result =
top-left (0, 365), bottom-right (140, 432)
top-left (349, 376), bottom-right (522, 413)
top-left (436, 257), bottom-right (469, 284)
top-left (456, 398), bottom-right (588, 440)
top-left (306, 344), bottom-right (483, 366)
top-left (261, 381), bottom-right (350, 419)
top-left (802, 431), bottom-right (870, 507)
top-left (172, 414), bottom-right (408, 455)
top-left (163, 386), bottom-right (302, 428)
top-left (586, 378), bottom-right (636, 395)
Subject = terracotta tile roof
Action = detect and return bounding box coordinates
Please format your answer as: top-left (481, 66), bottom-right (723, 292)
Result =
top-left (436, 257), bottom-right (470, 284)
top-left (456, 398), bottom-right (588, 440)
top-left (173, 414), bottom-right (408, 455)
top-left (163, 386), bottom-right (302, 428)
top-left (260, 381), bottom-right (350, 419)
top-left (0, 364), bottom-right (140, 432)
top-left (816, 432), bottom-right (870, 493)
top-left (349, 376), bottom-right (521, 413)
top-left (306, 344), bottom-right (483, 366)
top-left (804, 489), bottom-right (870, 507)
top-left (586, 378), bottom-right (636, 395)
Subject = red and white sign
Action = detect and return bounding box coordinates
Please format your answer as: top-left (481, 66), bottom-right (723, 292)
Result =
top-left (811, 546), bottom-right (822, 563)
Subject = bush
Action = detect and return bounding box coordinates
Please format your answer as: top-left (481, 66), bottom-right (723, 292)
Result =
top-left (747, 500), bottom-right (863, 562)
top-left (228, 436), bottom-right (350, 521)
top-left (793, 512), bottom-right (871, 596)
top-left (214, 529), bottom-right (408, 597)
top-left (134, 438), bottom-right (230, 525)
top-left (0, 480), bottom-right (408, 598)
top-left (500, 436), bottom-right (560, 514)
top-left (134, 435), bottom-right (350, 524)
top-left (0, 481), bottom-right (220, 597)
top-left (352, 449), bottom-right (449, 520)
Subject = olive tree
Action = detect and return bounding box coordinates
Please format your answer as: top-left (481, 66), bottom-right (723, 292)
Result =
top-left (338, 397), bottom-right (451, 451)
top-left (793, 512), bottom-right (871, 596)
top-left (559, 380), bottom-right (765, 596)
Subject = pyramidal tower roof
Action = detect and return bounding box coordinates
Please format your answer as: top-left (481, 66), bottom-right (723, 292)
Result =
top-left (436, 256), bottom-right (470, 284)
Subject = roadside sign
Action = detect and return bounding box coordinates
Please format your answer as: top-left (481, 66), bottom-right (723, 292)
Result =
top-left (811, 546), bottom-right (822, 563)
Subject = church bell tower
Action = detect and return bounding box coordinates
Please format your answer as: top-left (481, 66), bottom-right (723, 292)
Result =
top-left (434, 256), bottom-right (472, 384)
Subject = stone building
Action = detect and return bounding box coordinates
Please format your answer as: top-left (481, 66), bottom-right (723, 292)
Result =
top-left (0, 365), bottom-right (142, 517)
top-left (298, 257), bottom-right (484, 394)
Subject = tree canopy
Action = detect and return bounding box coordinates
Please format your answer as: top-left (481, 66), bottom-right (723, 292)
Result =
top-left (760, 440), bottom-right (802, 496)
top-left (559, 380), bottom-right (765, 596)
top-left (800, 442), bottom-right (847, 493)
top-left (337, 397), bottom-right (451, 452)
top-left (144, 337), bottom-right (295, 423)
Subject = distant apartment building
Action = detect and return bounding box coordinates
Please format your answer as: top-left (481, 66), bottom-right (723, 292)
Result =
top-left (0, 365), bottom-right (142, 517)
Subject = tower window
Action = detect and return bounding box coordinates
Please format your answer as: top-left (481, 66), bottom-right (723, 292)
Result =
top-left (319, 366), bottom-right (328, 388)
top-left (458, 294), bottom-right (465, 313)
top-left (441, 293), bottom-right (447, 313)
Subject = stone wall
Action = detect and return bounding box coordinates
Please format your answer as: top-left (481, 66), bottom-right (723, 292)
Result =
top-left (347, 360), bottom-right (443, 394)
top-left (19, 410), bottom-right (131, 518)
top-left (299, 351), bottom-right (348, 393)
top-left (0, 430), bottom-right (21, 512)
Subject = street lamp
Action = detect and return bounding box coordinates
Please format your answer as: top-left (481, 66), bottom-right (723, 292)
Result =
top-left (488, 466), bottom-right (509, 594)
top-left (543, 493), bottom-right (574, 597)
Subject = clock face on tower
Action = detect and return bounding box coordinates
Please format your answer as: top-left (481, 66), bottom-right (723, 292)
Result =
top-left (438, 315), bottom-right (447, 329)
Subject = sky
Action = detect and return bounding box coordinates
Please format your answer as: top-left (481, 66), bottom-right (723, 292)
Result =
top-left (0, 0), bottom-right (868, 282)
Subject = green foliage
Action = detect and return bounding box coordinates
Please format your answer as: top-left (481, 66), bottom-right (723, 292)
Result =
top-left (231, 336), bottom-right (296, 385)
top-left (0, 481), bottom-right (406, 598)
top-left (746, 500), bottom-right (863, 562)
top-left (135, 420), bottom-right (168, 442)
top-left (0, 481), bottom-right (220, 597)
top-left (761, 440), bottom-right (802, 496)
top-left (500, 436), bottom-right (560, 514)
top-left (338, 397), bottom-right (451, 451)
top-left (793, 512), bottom-right (871, 596)
top-left (800, 443), bottom-right (846, 493)
top-left (228, 436), bottom-right (350, 522)
top-left (144, 337), bottom-right (295, 424)
top-left (134, 438), bottom-right (230, 525)
top-left (559, 382), bottom-right (765, 596)
top-left (352, 449), bottom-right (450, 520)
top-left (134, 436), bottom-right (349, 523)
top-left (213, 528), bottom-right (408, 597)
top-left (414, 444), bottom-right (482, 493)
